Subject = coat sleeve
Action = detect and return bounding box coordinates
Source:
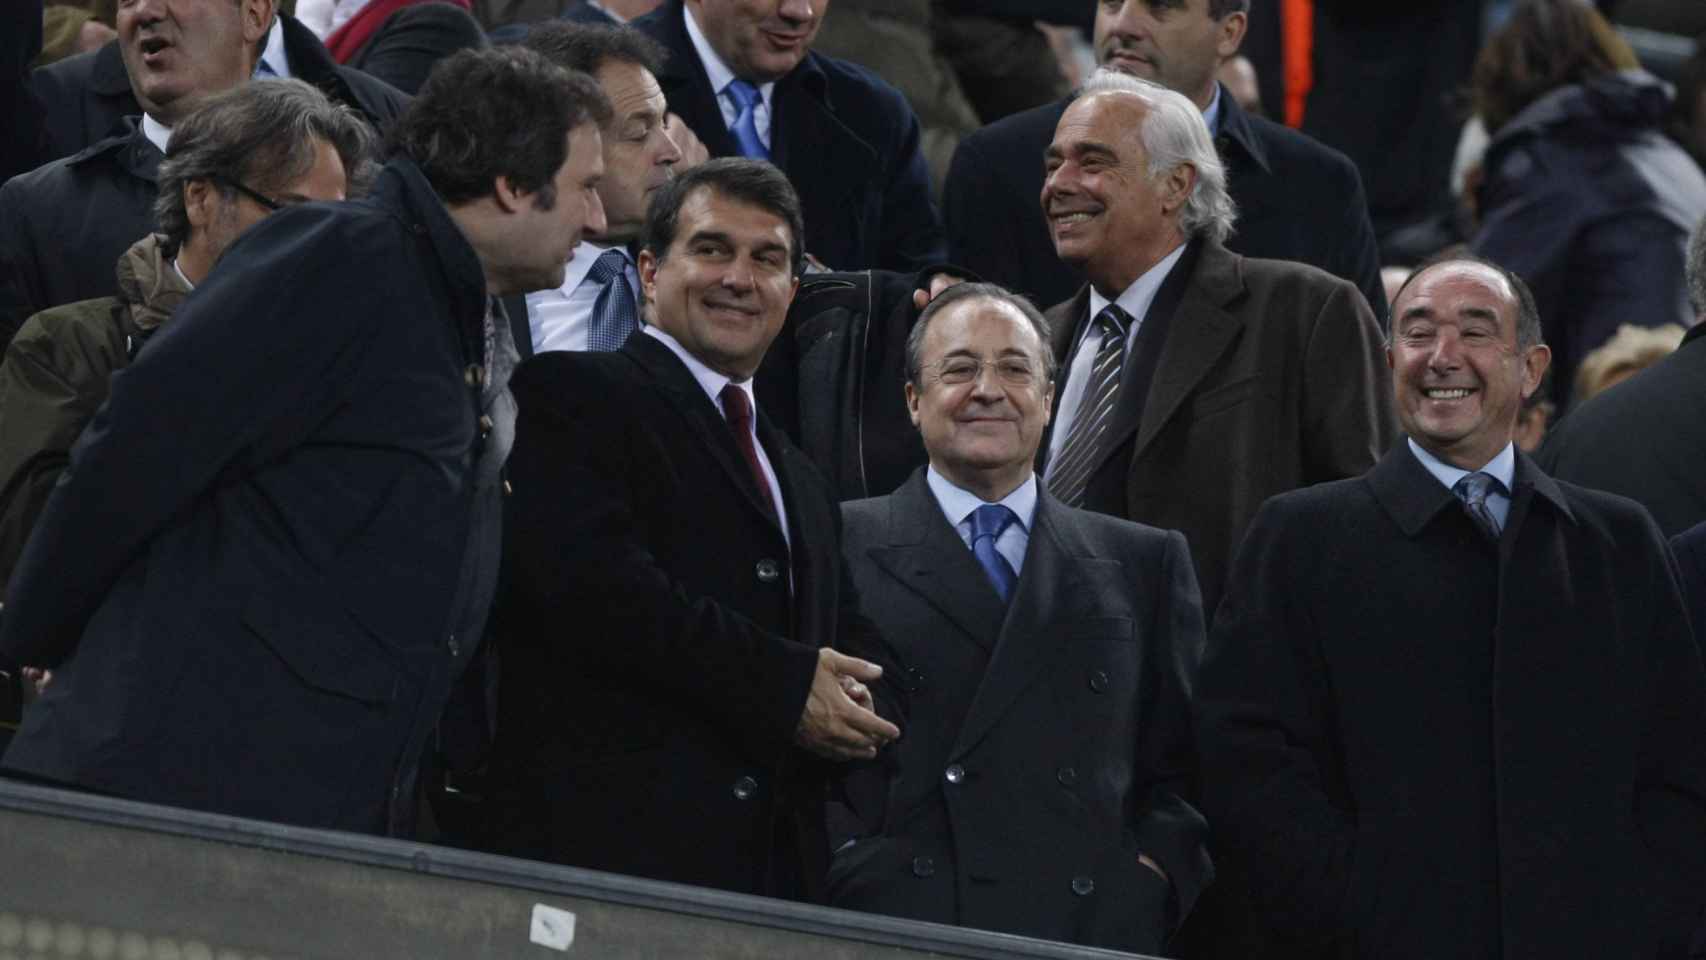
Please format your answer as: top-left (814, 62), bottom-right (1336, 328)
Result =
top-left (0, 177), bottom-right (48, 351)
top-left (0, 208), bottom-right (384, 669)
top-left (1635, 515), bottom-right (1706, 951)
top-left (943, 133), bottom-right (1028, 299)
top-left (0, 308), bottom-right (121, 597)
top-left (0, 0), bottom-right (44, 186)
top-left (502, 366), bottom-right (823, 768)
top-left (1302, 278), bottom-right (1396, 484)
top-left (1325, 157), bottom-right (1388, 329)
top-left (1195, 497), bottom-right (1376, 947)
top-left (874, 90), bottom-right (948, 273)
top-left (1131, 528), bottom-right (1213, 927)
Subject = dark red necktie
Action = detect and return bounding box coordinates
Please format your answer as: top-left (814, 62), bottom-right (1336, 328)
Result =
top-left (719, 384), bottom-right (777, 521)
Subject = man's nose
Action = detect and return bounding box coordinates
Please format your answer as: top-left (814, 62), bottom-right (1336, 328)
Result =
top-left (1428, 331), bottom-right (1463, 370)
top-left (778, 0), bottom-right (813, 24)
top-left (584, 190), bottom-right (608, 239)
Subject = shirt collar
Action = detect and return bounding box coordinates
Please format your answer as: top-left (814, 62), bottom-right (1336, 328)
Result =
top-left (140, 113), bottom-right (172, 154)
top-left (1088, 241), bottom-right (1188, 325)
top-left (644, 324), bottom-right (756, 415)
top-left (1201, 83), bottom-right (1222, 136)
top-left (1407, 437), bottom-right (1517, 495)
top-left (258, 17), bottom-right (291, 78)
top-left (169, 257), bottom-right (196, 291)
top-left (586, 0), bottom-right (625, 21)
top-left (683, 3), bottom-right (775, 106)
top-left (925, 465), bottom-right (1039, 532)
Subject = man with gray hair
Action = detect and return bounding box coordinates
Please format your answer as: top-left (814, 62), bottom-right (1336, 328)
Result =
top-left (828, 280), bottom-right (1211, 953)
top-left (1538, 213), bottom-right (1706, 538)
top-left (1038, 69), bottom-right (1393, 617)
top-left (0, 78), bottom-right (371, 604)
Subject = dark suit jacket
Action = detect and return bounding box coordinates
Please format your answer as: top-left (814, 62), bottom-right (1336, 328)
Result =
top-left (27, 15), bottom-right (408, 165)
top-left (0, 157), bottom-right (505, 837)
top-left (1041, 239), bottom-right (1395, 617)
top-left (1677, 520), bottom-right (1706, 649)
top-left (1539, 322), bottom-right (1706, 538)
top-left (829, 470), bottom-right (1209, 954)
top-left (634, 0), bottom-right (946, 273)
top-left (943, 84), bottom-right (1387, 324)
top-left (1197, 443), bottom-right (1706, 958)
top-left (490, 332), bottom-right (886, 901)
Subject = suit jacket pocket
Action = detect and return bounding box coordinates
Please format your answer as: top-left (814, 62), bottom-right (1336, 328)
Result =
top-left (241, 587), bottom-right (398, 704)
top-left (1183, 375), bottom-right (1258, 421)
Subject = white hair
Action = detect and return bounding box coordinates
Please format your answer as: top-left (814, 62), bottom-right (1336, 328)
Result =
top-left (1076, 69), bottom-right (1237, 244)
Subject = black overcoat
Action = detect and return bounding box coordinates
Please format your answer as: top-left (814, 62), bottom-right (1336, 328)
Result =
top-left (1197, 442), bottom-right (1706, 958)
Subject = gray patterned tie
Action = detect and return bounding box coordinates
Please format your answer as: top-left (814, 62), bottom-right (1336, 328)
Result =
top-left (586, 249), bottom-right (638, 352)
top-left (1048, 305), bottom-right (1131, 507)
top-left (1452, 471), bottom-right (1503, 541)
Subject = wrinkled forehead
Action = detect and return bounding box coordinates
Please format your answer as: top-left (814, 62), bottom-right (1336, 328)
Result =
top-left (1394, 261), bottom-right (1517, 322)
top-left (929, 297), bottom-right (1046, 356)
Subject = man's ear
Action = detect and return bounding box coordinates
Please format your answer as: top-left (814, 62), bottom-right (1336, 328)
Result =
top-left (904, 381), bottom-right (921, 429)
top-left (637, 247), bottom-right (659, 304)
top-left (184, 179), bottom-right (217, 232)
top-left (1216, 11), bottom-right (1248, 60)
top-left (1520, 343), bottom-right (1552, 400)
top-left (241, 0), bottom-right (275, 48)
top-left (492, 175), bottom-right (530, 214)
top-left (1162, 164), bottom-right (1197, 217)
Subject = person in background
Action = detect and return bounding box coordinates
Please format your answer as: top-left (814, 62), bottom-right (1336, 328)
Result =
top-left (1470, 0), bottom-right (1706, 407)
top-left (1571, 322), bottom-right (1687, 405)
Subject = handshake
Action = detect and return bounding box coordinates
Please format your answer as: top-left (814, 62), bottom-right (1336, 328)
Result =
top-left (794, 648), bottom-right (901, 762)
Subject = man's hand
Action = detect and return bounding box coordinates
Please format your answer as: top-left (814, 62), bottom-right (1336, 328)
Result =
top-left (664, 113), bottom-right (710, 170)
top-left (20, 666), bottom-right (51, 697)
top-left (911, 272), bottom-right (964, 310)
top-left (796, 648), bottom-right (900, 761)
top-left (1138, 853), bottom-right (1169, 885)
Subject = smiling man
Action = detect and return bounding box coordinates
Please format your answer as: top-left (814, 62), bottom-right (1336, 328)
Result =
top-left (827, 282), bottom-right (1210, 954)
top-left (633, 0), bottom-right (945, 272)
top-left (1196, 255), bottom-right (1706, 958)
top-left (943, 0), bottom-right (1382, 320)
top-left (1037, 69), bottom-right (1391, 618)
top-left (491, 157), bottom-right (901, 901)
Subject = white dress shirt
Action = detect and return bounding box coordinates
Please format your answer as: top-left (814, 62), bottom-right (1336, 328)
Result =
top-left (683, 3), bottom-right (775, 151)
top-left (926, 467), bottom-right (1037, 577)
top-left (1409, 438), bottom-right (1517, 531)
top-left (525, 241), bottom-right (638, 354)
top-left (140, 114), bottom-right (172, 154)
top-left (1202, 83), bottom-right (1222, 136)
top-left (644, 326), bottom-right (791, 549)
top-left (257, 18), bottom-right (291, 78)
top-left (1046, 242), bottom-right (1188, 469)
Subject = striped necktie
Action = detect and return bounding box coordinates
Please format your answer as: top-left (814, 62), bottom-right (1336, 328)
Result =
top-left (1453, 471), bottom-right (1503, 541)
top-left (1048, 305), bottom-right (1131, 507)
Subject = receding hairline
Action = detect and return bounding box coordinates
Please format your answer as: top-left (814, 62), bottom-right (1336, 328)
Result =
top-left (924, 294), bottom-right (1049, 355)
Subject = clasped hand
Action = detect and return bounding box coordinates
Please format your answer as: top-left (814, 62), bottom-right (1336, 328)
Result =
top-left (794, 648), bottom-right (901, 761)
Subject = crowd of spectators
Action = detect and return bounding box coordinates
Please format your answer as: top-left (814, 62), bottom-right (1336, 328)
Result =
top-left (3, 1), bottom-right (1706, 958)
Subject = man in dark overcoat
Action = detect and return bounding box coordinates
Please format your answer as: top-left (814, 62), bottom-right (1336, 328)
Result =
top-left (1036, 71), bottom-right (1392, 618)
top-left (632, 0), bottom-right (946, 273)
top-left (1196, 256), bottom-right (1706, 958)
top-left (828, 282), bottom-right (1210, 955)
top-left (0, 48), bottom-right (611, 837)
top-left (489, 158), bottom-right (901, 902)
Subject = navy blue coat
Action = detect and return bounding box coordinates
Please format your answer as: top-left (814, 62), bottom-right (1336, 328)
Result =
top-left (943, 85), bottom-right (1386, 324)
top-left (634, 0), bottom-right (946, 273)
top-left (0, 156), bottom-right (509, 837)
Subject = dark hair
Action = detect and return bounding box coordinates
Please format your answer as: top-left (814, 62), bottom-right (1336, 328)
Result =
top-left (390, 47), bottom-right (612, 207)
top-left (1390, 253), bottom-right (1545, 350)
top-left (1208, 0), bottom-right (1250, 18)
top-left (641, 158), bottom-right (805, 276)
top-left (904, 282), bottom-right (1056, 385)
top-left (1688, 213), bottom-right (1706, 316)
top-left (521, 22), bottom-right (666, 80)
top-left (154, 78), bottom-right (376, 256)
top-left (1471, 0), bottom-right (1639, 134)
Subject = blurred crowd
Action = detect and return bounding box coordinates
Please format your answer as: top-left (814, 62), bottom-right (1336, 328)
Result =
top-left (3, 1), bottom-right (1706, 958)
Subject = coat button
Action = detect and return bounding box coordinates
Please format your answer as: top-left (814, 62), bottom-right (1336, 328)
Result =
top-left (732, 776), bottom-right (758, 800)
top-left (1088, 669), bottom-right (1109, 693)
top-left (1057, 766), bottom-right (1078, 787)
top-left (447, 634), bottom-right (460, 658)
top-left (944, 764), bottom-right (965, 785)
top-left (911, 856), bottom-right (936, 878)
top-left (464, 364), bottom-right (484, 388)
top-left (478, 414), bottom-right (494, 435)
top-left (756, 559), bottom-right (781, 583)
top-left (1072, 876), bottom-right (1095, 896)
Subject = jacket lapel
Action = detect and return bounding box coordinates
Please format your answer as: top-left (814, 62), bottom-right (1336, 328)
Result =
top-left (770, 58), bottom-right (875, 215)
top-left (952, 493), bottom-right (1113, 757)
top-left (1132, 241), bottom-right (1247, 462)
top-left (650, 2), bottom-right (740, 158)
top-left (1038, 287), bottom-right (1094, 472)
top-left (626, 335), bottom-right (787, 538)
top-left (866, 471), bottom-right (1007, 652)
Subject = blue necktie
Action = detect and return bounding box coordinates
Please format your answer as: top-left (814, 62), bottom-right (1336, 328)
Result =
top-left (725, 79), bottom-right (769, 160)
top-left (1452, 471), bottom-right (1503, 541)
top-left (969, 504), bottom-right (1019, 602)
top-left (585, 249), bottom-right (638, 352)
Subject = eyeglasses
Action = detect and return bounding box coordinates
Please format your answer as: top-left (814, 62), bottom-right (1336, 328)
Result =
top-left (924, 356), bottom-right (1041, 387)
top-left (217, 175), bottom-right (282, 211)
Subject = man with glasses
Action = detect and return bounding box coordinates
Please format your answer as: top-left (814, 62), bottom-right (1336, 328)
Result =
top-left (0, 78), bottom-right (368, 602)
top-left (826, 281), bottom-right (1210, 955)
